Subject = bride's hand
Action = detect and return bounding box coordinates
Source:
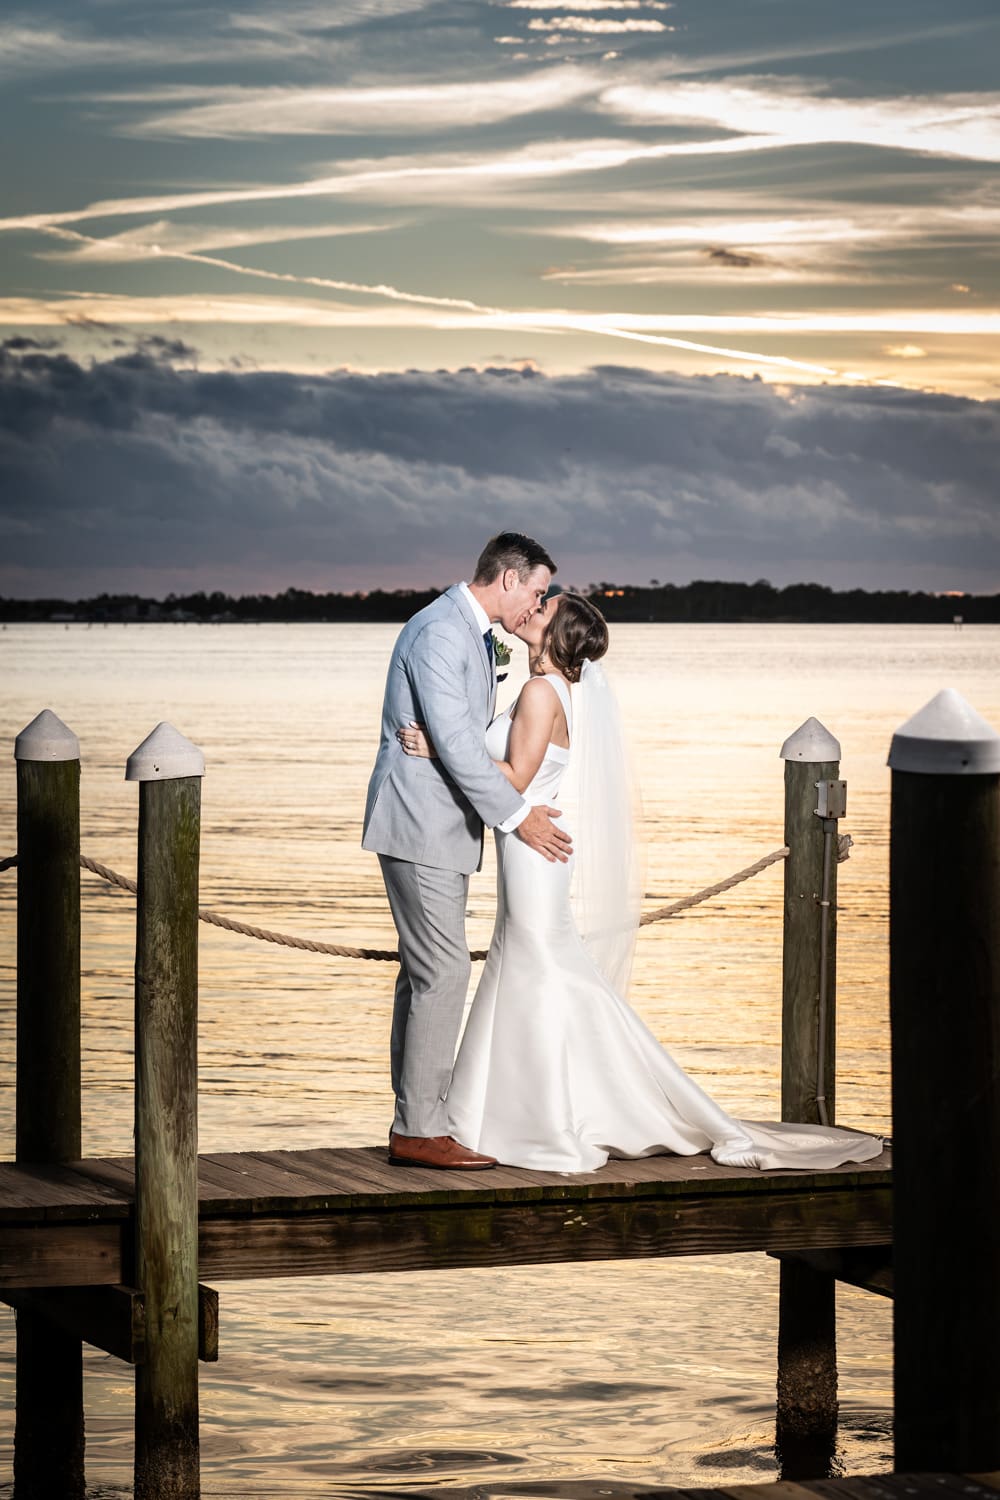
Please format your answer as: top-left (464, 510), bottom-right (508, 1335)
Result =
top-left (397, 721), bottom-right (437, 758)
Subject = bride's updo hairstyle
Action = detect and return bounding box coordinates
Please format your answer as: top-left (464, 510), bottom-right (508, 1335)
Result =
top-left (544, 593), bottom-right (609, 683)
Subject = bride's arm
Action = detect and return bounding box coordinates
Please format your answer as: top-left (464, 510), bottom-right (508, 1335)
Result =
top-left (494, 679), bottom-right (558, 792)
top-left (398, 680), bottom-right (558, 793)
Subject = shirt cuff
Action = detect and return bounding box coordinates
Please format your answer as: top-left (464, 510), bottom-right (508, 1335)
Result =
top-left (497, 799), bottom-right (531, 833)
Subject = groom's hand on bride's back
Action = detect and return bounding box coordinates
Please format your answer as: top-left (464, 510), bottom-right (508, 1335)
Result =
top-left (516, 805), bottom-right (572, 863)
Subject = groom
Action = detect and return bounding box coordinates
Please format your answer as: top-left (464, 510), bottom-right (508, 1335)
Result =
top-left (362, 532), bottom-right (572, 1169)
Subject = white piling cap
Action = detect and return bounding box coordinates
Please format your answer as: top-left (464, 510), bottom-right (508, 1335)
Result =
top-left (780, 716), bottom-right (841, 763)
top-left (14, 709), bottom-right (80, 762)
top-left (125, 722), bottom-right (205, 782)
top-left (888, 688), bottom-right (1000, 776)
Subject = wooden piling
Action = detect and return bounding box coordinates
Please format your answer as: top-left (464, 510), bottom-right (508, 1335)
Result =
top-left (15, 711), bottom-right (82, 1162)
top-left (128, 723), bottom-right (205, 1500)
top-left (774, 718), bottom-right (843, 1474)
top-left (13, 709), bottom-right (86, 1500)
top-left (780, 717), bottom-right (842, 1126)
top-left (889, 689), bottom-right (1000, 1473)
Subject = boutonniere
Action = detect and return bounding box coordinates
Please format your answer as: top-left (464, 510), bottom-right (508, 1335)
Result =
top-left (491, 632), bottom-right (511, 682)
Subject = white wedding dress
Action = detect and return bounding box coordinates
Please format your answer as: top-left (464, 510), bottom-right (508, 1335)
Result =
top-left (446, 675), bottom-right (883, 1174)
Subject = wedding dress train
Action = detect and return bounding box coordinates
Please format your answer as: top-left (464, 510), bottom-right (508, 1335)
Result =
top-left (446, 674), bottom-right (883, 1174)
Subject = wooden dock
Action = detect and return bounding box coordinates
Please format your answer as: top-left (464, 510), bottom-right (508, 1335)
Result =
top-left (0, 1144), bottom-right (891, 1289)
top-left (8, 696), bottom-right (999, 1497)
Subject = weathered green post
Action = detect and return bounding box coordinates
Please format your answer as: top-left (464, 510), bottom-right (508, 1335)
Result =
top-left (127, 723), bottom-right (205, 1500)
top-left (775, 717), bottom-right (844, 1475)
top-left (13, 709), bottom-right (86, 1500)
top-left (889, 689), bottom-right (1000, 1472)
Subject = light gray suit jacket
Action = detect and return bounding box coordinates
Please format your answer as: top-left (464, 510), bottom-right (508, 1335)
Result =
top-left (362, 586), bottom-right (524, 874)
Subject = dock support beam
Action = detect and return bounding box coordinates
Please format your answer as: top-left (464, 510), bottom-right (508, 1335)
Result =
top-left (128, 723), bottom-right (205, 1500)
top-left (889, 690), bottom-right (1000, 1473)
top-left (13, 710), bottom-right (86, 1500)
top-left (775, 718), bottom-right (842, 1476)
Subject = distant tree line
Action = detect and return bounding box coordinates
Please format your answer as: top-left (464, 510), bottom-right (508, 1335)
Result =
top-left (589, 579), bottom-right (999, 624)
top-left (1, 580), bottom-right (997, 625)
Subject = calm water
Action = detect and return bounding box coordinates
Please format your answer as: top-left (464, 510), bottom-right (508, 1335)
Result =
top-left (1, 620), bottom-right (998, 1496)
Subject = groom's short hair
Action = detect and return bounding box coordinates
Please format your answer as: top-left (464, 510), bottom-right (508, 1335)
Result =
top-left (473, 532), bottom-right (557, 584)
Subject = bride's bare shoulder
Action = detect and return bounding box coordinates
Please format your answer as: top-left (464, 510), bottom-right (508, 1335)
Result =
top-left (509, 675), bottom-right (561, 724)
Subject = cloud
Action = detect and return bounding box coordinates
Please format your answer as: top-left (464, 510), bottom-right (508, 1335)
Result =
top-left (704, 247), bottom-right (769, 269)
top-left (0, 136), bottom-right (775, 235)
top-left (1, 346), bottom-right (997, 596)
top-left (0, 4), bottom-right (435, 77)
top-left (36, 219), bottom-right (404, 262)
top-left (5, 260), bottom-right (1000, 393)
top-left (551, 215), bottom-right (874, 246)
top-left (542, 257), bottom-right (852, 286)
top-left (0, 21), bottom-right (322, 76)
top-left (542, 202), bottom-right (1000, 254)
top-left (600, 78), bottom-right (1000, 165)
top-left (7, 285), bottom-right (1000, 342)
top-left (532, 198), bottom-right (1000, 288)
top-left (507, 1), bottom-right (672, 9)
top-left (526, 18), bottom-right (672, 35)
top-left (119, 67), bottom-right (600, 138)
top-left (650, 19), bottom-right (994, 74)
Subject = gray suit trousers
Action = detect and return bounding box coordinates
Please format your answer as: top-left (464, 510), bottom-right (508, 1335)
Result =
top-left (378, 854), bottom-right (472, 1138)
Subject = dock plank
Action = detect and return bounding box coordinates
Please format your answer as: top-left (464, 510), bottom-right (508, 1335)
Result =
top-left (0, 1162), bottom-right (131, 1222)
top-left (72, 1156), bottom-right (137, 1198)
top-left (0, 1222), bottom-right (124, 1288)
top-left (333, 1146), bottom-right (546, 1204)
top-left (0, 1143), bottom-right (892, 1289)
top-left (197, 1182), bottom-right (891, 1282)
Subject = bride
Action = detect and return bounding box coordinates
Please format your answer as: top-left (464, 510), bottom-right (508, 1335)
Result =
top-left (398, 592), bottom-right (883, 1175)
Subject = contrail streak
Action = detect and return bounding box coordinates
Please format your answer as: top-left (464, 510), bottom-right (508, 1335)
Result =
top-left (38, 225), bottom-right (489, 312)
top-left (34, 224), bottom-right (865, 381)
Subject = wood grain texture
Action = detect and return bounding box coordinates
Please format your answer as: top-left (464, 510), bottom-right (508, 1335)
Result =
top-left (0, 1223), bottom-right (124, 1288)
top-left (779, 756), bottom-right (841, 1477)
top-left (0, 1283), bottom-right (219, 1364)
top-left (133, 774), bottom-right (202, 1500)
top-left (0, 1162), bottom-right (132, 1222)
top-left (14, 755), bottom-right (86, 1497)
top-left (196, 1186), bottom-right (892, 1281)
top-left (0, 1146), bottom-right (892, 1287)
top-left (769, 1247), bottom-right (893, 1300)
top-left (782, 757), bottom-right (839, 1127)
top-left (0, 1143), bottom-right (891, 1222)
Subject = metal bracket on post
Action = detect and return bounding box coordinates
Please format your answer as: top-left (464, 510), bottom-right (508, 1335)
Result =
top-left (814, 779), bottom-right (847, 824)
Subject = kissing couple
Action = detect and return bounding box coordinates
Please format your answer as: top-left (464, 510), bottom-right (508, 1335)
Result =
top-left (363, 532), bottom-right (882, 1175)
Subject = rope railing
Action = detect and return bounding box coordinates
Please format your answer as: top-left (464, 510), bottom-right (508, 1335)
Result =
top-left (0, 838), bottom-right (855, 962)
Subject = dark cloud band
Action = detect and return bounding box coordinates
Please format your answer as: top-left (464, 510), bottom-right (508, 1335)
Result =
top-left (1, 342), bottom-right (997, 594)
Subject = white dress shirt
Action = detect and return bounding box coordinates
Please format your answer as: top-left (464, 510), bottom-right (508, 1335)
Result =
top-left (459, 582), bottom-right (529, 833)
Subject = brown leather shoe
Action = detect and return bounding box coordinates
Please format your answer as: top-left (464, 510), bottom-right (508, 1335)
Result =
top-left (388, 1133), bottom-right (497, 1170)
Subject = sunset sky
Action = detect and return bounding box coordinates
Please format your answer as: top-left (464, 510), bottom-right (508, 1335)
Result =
top-left (2, 0), bottom-right (999, 597)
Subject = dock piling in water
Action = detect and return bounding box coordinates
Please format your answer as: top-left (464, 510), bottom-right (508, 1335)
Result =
top-left (775, 717), bottom-right (845, 1471)
top-left (889, 689), bottom-right (1000, 1473)
top-left (127, 723), bottom-right (205, 1500)
top-left (12, 709), bottom-right (86, 1500)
